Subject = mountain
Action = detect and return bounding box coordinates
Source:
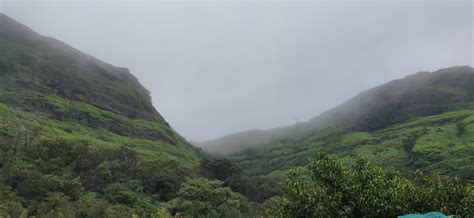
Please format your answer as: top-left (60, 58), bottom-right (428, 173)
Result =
top-left (0, 13), bottom-right (200, 162)
top-left (308, 66), bottom-right (474, 131)
top-left (196, 129), bottom-right (278, 155)
top-left (197, 121), bottom-right (315, 155)
top-left (201, 66), bottom-right (474, 155)
top-left (0, 14), bottom-right (207, 215)
top-left (1, 13), bottom-right (472, 217)
top-left (203, 67), bottom-right (474, 178)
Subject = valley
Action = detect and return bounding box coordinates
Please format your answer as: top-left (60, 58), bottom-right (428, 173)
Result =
top-left (0, 11), bottom-right (473, 218)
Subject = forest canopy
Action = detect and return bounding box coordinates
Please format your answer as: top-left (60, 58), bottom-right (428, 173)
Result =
top-left (270, 153), bottom-right (474, 217)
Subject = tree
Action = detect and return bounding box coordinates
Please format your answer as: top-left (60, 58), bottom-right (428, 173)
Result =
top-left (272, 153), bottom-right (474, 217)
top-left (169, 178), bottom-right (251, 217)
top-left (199, 159), bottom-right (241, 181)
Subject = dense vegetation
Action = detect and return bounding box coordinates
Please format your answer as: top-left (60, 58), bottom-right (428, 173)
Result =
top-left (271, 153), bottom-right (474, 217)
top-left (0, 14), bottom-right (280, 217)
top-left (2, 130), bottom-right (472, 217)
top-left (0, 14), bottom-right (199, 167)
top-left (230, 109), bottom-right (474, 178)
top-left (225, 67), bottom-right (474, 178)
top-left (202, 66), bottom-right (474, 156)
top-left (0, 125), bottom-right (281, 217)
top-left (1, 13), bottom-right (474, 217)
top-left (213, 67), bottom-right (474, 216)
top-left (0, 13), bottom-right (206, 217)
top-left (0, 14), bottom-right (160, 121)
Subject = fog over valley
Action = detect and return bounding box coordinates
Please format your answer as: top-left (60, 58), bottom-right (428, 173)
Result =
top-left (2, 1), bottom-right (474, 216)
top-left (2, 1), bottom-right (472, 141)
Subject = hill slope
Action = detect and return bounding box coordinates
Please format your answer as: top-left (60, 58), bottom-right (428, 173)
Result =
top-left (218, 67), bottom-right (474, 178)
top-left (202, 66), bottom-right (474, 156)
top-left (231, 109), bottom-right (474, 177)
top-left (309, 66), bottom-right (474, 131)
top-left (0, 13), bottom-right (199, 165)
top-left (0, 14), bottom-right (206, 215)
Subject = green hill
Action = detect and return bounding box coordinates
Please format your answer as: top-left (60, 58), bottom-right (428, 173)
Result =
top-left (222, 67), bottom-right (474, 177)
top-left (231, 109), bottom-right (474, 177)
top-left (308, 66), bottom-right (474, 131)
top-left (0, 13), bottom-right (208, 216)
top-left (1, 13), bottom-right (473, 217)
top-left (0, 13), bottom-right (199, 165)
top-left (200, 67), bottom-right (474, 156)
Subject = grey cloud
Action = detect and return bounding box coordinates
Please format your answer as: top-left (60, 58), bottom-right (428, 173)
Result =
top-left (2, 1), bottom-right (472, 140)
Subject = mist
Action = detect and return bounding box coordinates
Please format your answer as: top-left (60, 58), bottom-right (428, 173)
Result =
top-left (2, 0), bottom-right (472, 141)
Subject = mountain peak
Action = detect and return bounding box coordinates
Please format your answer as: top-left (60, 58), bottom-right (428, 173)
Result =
top-left (0, 13), bottom-right (199, 160)
top-left (201, 66), bottom-right (474, 155)
top-left (0, 13), bottom-right (40, 45)
top-left (0, 13), bottom-right (162, 121)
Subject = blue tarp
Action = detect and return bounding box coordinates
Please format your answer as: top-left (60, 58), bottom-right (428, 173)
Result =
top-left (398, 212), bottom-right (448, 218)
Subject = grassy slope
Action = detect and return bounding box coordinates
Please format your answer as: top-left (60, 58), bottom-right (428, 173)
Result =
top-left (204, 66), bottom-right (474, 156)
top-left (0, 94), bottom-right (199, 168)
top-left (230, 109), bottom-right (474, 178)
top-left (0, 13), bottom-right (200, 168)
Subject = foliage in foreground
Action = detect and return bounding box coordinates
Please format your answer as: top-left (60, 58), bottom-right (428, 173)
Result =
top-left (271, 153), bottom-right (474, 217)
top-left (0, 127), bottom-right (262, 217)
top-left (2, 126), bottom-right (474, 217)
top-left (168, 178), bottom-right (253, 217)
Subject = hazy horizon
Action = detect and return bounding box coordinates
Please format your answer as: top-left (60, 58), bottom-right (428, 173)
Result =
top-left (2, 0), bottom-right (472, 141)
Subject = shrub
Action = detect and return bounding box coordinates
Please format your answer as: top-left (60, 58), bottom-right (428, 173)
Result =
top-left (272, 153), bottom-right (474, 217)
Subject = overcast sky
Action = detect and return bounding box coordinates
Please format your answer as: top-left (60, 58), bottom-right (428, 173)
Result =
top-left (1, 1), bottom-right (472, 141)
